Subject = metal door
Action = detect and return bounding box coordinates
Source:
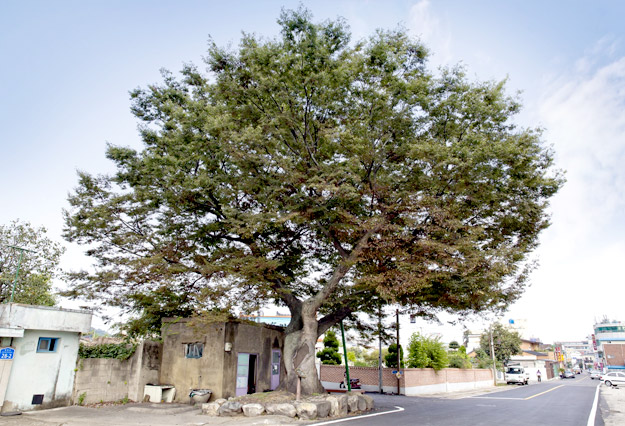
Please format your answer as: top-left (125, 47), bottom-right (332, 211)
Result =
top-left (236, 353), bottom-right (250, 396)
top-left (271, 349), bottom-right (281, 390)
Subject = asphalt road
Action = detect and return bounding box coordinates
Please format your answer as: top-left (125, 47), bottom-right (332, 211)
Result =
top-left (317, 377), bottom-right (603, 426)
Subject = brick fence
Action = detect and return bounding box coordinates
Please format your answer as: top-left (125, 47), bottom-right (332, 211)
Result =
top-left (320, 364), bottom-right (493, 395)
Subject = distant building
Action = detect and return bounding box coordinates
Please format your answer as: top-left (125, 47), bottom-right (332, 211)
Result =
top-left (0, 303), bottom-right (92, 412)
top-left (591, 318), bottom-right (625, 369)
top-left (240, 311), bottom-right (291, 328)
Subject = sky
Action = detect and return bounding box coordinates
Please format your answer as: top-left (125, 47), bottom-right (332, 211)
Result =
top-left (2, 0), bottom-right (625, 343)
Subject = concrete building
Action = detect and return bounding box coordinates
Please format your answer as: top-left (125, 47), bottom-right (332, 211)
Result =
top-left (593, 319), bottom-right (625, 370)
top-left (160, 319), bottom-right (284, 400)
top-left (0, 303), bottom-right (92, 412)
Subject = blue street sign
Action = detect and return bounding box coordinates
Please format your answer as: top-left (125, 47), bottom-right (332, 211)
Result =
top-left (0, 348), bottom-right (15, 360)
top-left (392, 370), bottom-right (398, 374)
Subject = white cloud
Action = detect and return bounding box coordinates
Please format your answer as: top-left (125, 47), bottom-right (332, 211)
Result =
top-left (508, 43), bottom-right (625, 342)
top-left (407, 0), bottom-right (453, 66)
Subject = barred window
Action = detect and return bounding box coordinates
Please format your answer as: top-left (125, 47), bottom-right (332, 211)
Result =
top-left (185, 343), bottom-right (204, 358)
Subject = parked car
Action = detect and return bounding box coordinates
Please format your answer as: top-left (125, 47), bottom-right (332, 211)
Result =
top-left (590, 370), bottom-right (602, 380)
top-left (505, 365), bottom-right (529, 385)
top-left (562, 370), bottom-right (575, 379)
top-left (601, 371), bottom-right (625, 387)
top-left (573, 367), bottom-right (581, 374)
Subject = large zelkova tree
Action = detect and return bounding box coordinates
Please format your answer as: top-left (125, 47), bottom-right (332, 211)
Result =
top-left (0, 220), bottom-right (64, 305)
top-left (63, 8), bottom-right (562, 394)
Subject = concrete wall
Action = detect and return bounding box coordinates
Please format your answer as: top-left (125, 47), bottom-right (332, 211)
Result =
top-left (0, 304), bottom-right (91, 334)
top-left (321, 365), bottom-right (493, 395)
top-left (222, 322), bottom-right (284, 398)
top-left (160, 321), bottom-right (227, 401)
top-left (73, 341), bottom-right (161, 405)
top-left (2, 329), bottom-right (81, 412)
top-left (160, 320), bottom-right (284, 401)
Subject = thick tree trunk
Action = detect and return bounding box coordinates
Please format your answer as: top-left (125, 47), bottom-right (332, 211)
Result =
top-left (279, 305), bottom-right (325, 395)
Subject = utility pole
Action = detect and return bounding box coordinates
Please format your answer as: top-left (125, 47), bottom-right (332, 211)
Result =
top-left (340, 320), bottom-right (351, 392)
top-left (378, 304), bottom-right (383, 394)
top-left (396, 308), bottom-right (401, 395)
top-left (6, 245), bottom-right (36, 304)
top-left (490, 325), bottom-right (497, 386)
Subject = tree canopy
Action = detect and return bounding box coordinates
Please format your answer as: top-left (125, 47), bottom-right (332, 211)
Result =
top-left (63, 7), bottom-right (562, 394)
top-left (479, 322), bottom-right (523, 365)
top-left (0, 220), bottom-right (63, 305)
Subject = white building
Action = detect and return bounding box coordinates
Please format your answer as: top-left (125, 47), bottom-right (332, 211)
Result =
top-left (593, 319), bottom-right (625, 370)
top-left (0, 303), bottom-right (92, 412)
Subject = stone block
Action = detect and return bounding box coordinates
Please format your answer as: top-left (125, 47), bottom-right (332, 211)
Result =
top-left (218, 401), bottom-right (242, 416)
top-left (325, 396), bottom-right (342, 417)
top-left (362, 394), bottom-right (374, 410)
top-left (295, 402), bottom-right (318, 420)
top-left (356, 394), bottom-right (367, 411)
top-left (202, 402), bottom-right (221, 416)
top-left (347, 394), bottom-right (359, 412)
top-left (214, 398), bottom-right (227, 405)
top-left (243, 403), bottom-right (265, 417)
top-left (312, 400), bottom-right (331, 418)
top-left (265, 403), bottom-right (297, 418)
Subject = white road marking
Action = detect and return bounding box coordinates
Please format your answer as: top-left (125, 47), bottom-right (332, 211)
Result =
top-left (312, 406), bottom-right (404, 425)
top-left (587, 384), bottom-right (600, 426)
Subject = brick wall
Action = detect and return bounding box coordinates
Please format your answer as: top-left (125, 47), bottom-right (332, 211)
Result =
top-left (605, 344), bottom-right (625, 367)
top-left (320, 365), bottom-right (493, 395)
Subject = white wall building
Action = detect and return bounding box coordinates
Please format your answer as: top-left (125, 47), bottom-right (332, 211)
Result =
top-left (0, 303), bottom-right (92, 412)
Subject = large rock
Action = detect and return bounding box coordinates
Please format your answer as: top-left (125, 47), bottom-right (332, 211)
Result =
top-left (312, 400), bottom-right (331, 418)
top-left (347, 394), bottom-right (360, 412)
top-left (295, 402), bottom-right (318, 420)
top-left (356, 394), bottom-right (367, 411)
top-left (201, 402), bottom-right (221, 416)
top-left (326, 395), bottom-right (348, 417)
top-left (218, 401), bottom-right (243, 416)
top-left (362, 394), bottom-right (374, 410)
top-left (242, 403), bottom-right (265, 417)
top-left (265, 403), bottom-right (297, 418)
top-left (214, 398), bottom-right (227, 405)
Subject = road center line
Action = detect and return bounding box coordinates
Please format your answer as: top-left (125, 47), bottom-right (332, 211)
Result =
top-left (470, 396), bottom-right (525, 400)
top-left (523, 385), bottom-right (564, 400)
top-left (313, 406), bottom-right (405, 425)
top-left (587, 384), bottom-right (600, 426)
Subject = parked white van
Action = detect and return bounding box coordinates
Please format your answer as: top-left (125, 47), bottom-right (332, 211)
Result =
top-left (505, 365), bottom-right (530, 385)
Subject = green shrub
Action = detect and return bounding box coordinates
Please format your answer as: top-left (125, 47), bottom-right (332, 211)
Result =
top-left (78, 392), bottom-right (86, 406)
top-left (406, 333), bottom-right (448, 370)
top-left (78, 343), bottom-right (137, 360)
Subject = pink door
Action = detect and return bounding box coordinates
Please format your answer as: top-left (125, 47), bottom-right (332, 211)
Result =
top-left (271, 349), bottom-right (281, 390)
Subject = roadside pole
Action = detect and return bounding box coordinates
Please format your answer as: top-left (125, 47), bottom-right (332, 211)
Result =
top-left (490, 325), bottom-right (497, 386)
top-left (7, 245), bottom-right (36, 304)
top-left (396, 309), bottom-right (401, 395)
top-left (378, 305), bottom-right (383, 393)
top-left (340, 320), bottom-right (351, 392)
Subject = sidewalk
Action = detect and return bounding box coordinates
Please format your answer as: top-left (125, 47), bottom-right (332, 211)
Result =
top-left (599, 385), bottom-right (625, 426)
top-left (0, 403), bottom-right (308, 426)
